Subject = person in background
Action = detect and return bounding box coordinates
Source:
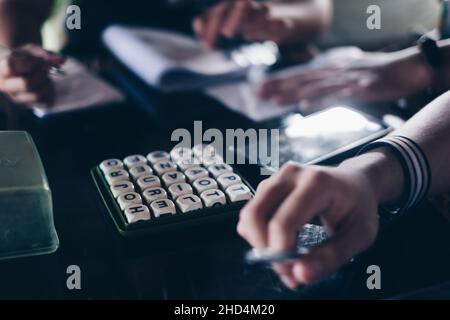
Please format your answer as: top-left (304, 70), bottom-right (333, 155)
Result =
top-left (66, 0), bottom-right (331, 54)
top-left (258, 40), bottom-right (450, 111)
top-left (237, 89), bottom-right (450, 288)
top-left (193, 0), bottom-right (332, 49)
top-left (0, 0), bottom-right (330, 106)
top-left (258, 0), bottom-right (443, 111)
top-left (0, 0), bottom-right (64, 106)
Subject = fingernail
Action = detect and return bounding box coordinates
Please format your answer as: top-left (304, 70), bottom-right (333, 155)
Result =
top-left (294, 260), bottom-right (321, 283)
top-left (256, 90), bottom-right (265, 98)
top-left (299, 100), bottom-right (311, 111)
top-left (280, 275), bottom-right (298, 290)
top-left (293, 263), bottom-right (308, 283)
top-left (272, 97), bottom-right (283, 106)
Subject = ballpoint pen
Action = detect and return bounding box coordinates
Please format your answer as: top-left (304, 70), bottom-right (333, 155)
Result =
top-left (244, 224), bottom-right (328, 267)
top-left (245, 247), bottom-right (310, 266)
top-left (0, 45), bottom-right (66, 76)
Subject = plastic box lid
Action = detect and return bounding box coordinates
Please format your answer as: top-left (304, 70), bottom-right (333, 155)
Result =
top-left (0, 131), bottom-right (59, 260)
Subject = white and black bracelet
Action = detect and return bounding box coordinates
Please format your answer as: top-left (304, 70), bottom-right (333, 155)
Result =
top-left (358, 135), bottom-right (431, 215)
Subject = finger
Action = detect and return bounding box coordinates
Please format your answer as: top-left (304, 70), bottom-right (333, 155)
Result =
top-left (193, 18), bottom-right (202, 36)
top-left (238, 4), bottom-right (271, 41)
top-left (268, 169), bottom-right (331, 252)
top-left (270, 89), bottom-right (303, 106)
top-left (258, 70), bottom-right (338, 100)
top-left (221, 0), bottom-right (251, 38)
top-left (298, 82), bottom-right (363, 112)
top-left (240, 15), bottom-right (285, 43)
top-left (193, 15), bottom-right (205, 39)
top-left (0, 73), bottom-right (51, 94)
top-left (272, 78), bottom-right (357, 107)
top-left (9, 82), bottom-right (54, 105)
top-left (272, 260), bottom-right (296, 283)
top-left (280, 274), bottom-right (299, 290)
top-left (268, 79), bottom-right (327, 106)
top-left (241, 19), bottom-right (269, 42)
top-left (21, 44), bottom-right (65, 66)
top-left (0, 45), bottom-right (64, 77)
top-left (292, 213), bottom-right (378, 284)
top-left (264, 19), bottom-right (289, 44)
top-left (276, 70), bottom-right (336, 92)
top-left (299, 71), bottom-right (380, 102)
top-left (203, 2), bottom-right (231, 49)
top-left (268, 168), bottom-right (335, 280)
top-left (258, 78), bottom-right (281, 98)
top-left (237, 170), bottom-right (297, 248)
top-left (0, 52), bottom-right (46, 77)
top-left (259, 79), bottom-right (299, 104)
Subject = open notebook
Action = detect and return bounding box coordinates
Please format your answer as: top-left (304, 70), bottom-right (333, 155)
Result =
top-left (32, 58), bottom-right (125, 118)
top-left (102, 25), bottom-right (279, 92)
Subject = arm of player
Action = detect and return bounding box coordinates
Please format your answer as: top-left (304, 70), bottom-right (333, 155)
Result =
top-left (237, 90), bottom-right (450, 288)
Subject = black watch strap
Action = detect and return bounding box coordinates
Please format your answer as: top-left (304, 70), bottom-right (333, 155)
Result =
top-left (418, 35), bottom-right (445, 70)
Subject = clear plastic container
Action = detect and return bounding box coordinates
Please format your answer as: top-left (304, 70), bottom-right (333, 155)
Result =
top-left (0, 131), bottom-right (59, 260)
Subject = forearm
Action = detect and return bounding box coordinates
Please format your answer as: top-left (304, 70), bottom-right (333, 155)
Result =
top-left (339, 149), bottom-right (405, 206)
top-left (401, 39), bottom-right (450, 92)
top-left (269, 0), bottom-right (332, 43)
top-left (0, 0), bottom-right (52, 47)
top-left (340, 91), bottom-right (450, 206)
top-left (393, 91), bottom-right (450, 194)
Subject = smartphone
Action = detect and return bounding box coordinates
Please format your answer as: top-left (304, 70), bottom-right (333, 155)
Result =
top-left (234, 106), bottom-right (392, 173)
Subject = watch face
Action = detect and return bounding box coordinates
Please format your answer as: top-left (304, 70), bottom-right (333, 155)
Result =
top-left (441, 1), bottom-right (450, 39)
top-left (420, 36), bottom-right (444, 69)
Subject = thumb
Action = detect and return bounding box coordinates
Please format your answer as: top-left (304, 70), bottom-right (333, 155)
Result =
top-left (292, 213), bottom-right (378, 283)
top-left (20, 44), bottom-right (65, 67)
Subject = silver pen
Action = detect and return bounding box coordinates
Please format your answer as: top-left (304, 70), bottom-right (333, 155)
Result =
top-left (245, 247), bottom-right (311, 266)
top-left (245, 224), bottom-right (328, 266)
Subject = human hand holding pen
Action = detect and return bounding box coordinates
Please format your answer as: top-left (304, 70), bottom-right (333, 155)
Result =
top-left (238, 88), bottom-right (450, 288)
top-left (237, 152), bottom-right (405, 288)
top-left (0, 44), bottom-right (65, 107)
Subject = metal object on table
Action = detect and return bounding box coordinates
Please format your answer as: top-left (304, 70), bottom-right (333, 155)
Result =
top-left (245, 224), bottom-right (328, 266)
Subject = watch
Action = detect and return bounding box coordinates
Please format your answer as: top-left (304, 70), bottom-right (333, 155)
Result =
top-left (418, 35), bottom-right (445, 70)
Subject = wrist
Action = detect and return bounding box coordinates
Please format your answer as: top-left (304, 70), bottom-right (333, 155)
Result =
top-left (412, 50), bottom-right (437, 91)
top-left (437, 39), bottom-right (450, 90)
top-left (395, 47), bottom-right (436, 92)
top-left (412, 38), bottom-right (450, 92)
top-left (338, 149), bottom-right (405, 206)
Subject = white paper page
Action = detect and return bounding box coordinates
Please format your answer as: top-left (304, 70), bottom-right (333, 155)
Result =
top-left (102, 25), bottom-right (244, 91)
top-left (102, 26), bottom-right (178, 88)
top-left (32, 58), bottom-right (125, 118)
top-left (133, 28), bottom-right (240, 75)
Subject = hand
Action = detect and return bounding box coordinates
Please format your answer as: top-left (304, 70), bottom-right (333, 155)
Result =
top-left (237, 161), bottom-right (381, 288)
top-left (258, 47), bottom-right (435, 112)
top-left (0, 44), bottom-right (64, 107)
top-left (193, 0), bottom-right (292, 49)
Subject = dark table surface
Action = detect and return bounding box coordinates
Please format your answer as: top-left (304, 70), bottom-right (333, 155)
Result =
top-left (1, 69), bottom-right (450, 300)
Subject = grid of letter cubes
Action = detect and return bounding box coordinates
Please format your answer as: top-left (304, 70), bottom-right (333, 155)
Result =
top-left (99, 145), bottom-right (253, 224)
